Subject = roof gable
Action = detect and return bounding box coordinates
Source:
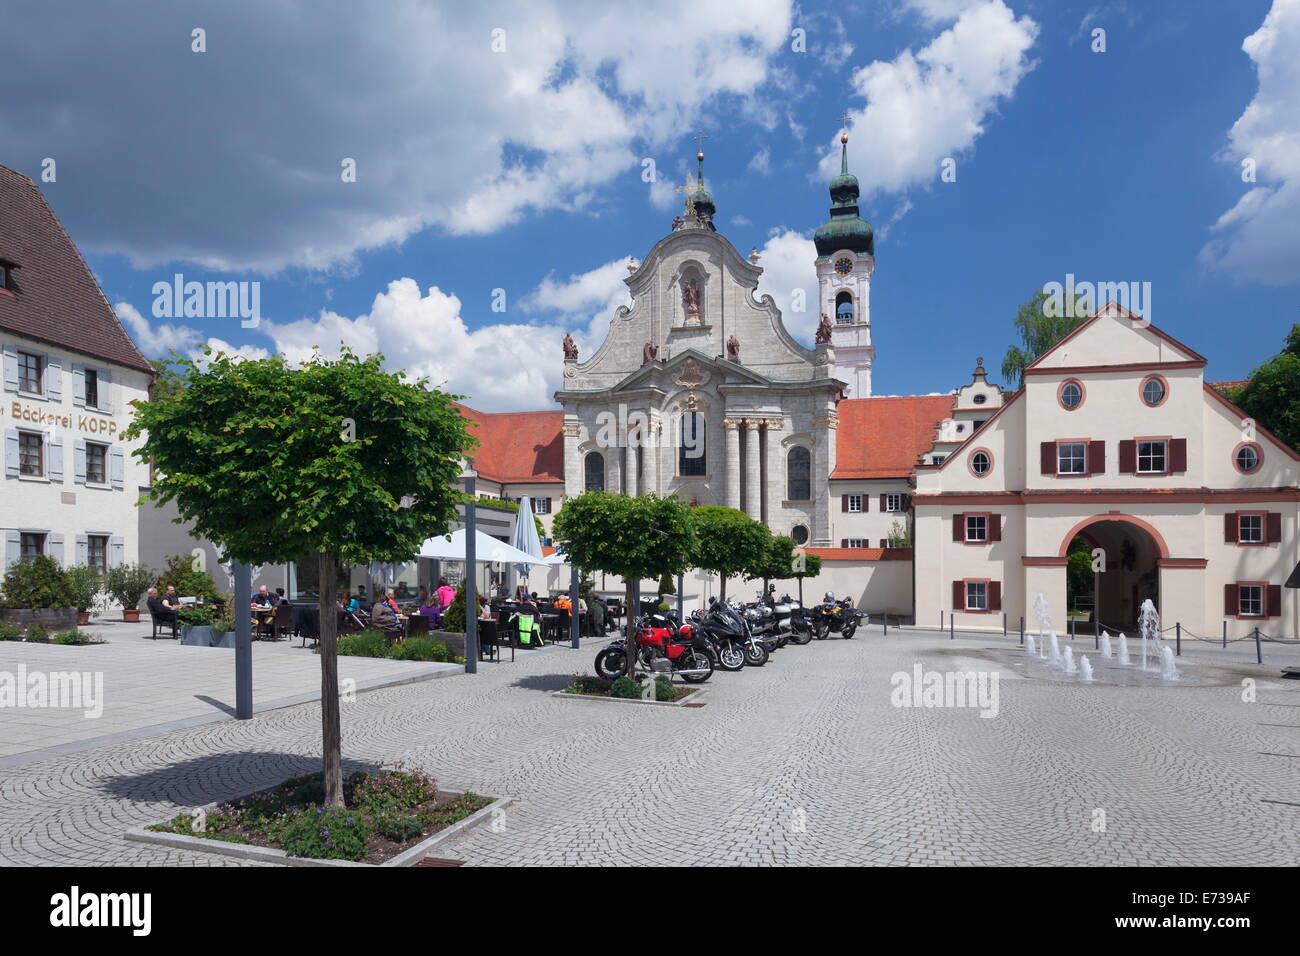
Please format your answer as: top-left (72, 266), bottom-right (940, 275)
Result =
top-left (1025, 304), bottom-right (1205, 375)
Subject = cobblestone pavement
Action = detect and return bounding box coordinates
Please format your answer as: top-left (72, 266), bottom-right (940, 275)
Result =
top-left (1, 625), bottom-right (1297, 866)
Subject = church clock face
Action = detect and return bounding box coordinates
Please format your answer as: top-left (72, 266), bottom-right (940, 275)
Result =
top-left (834, 256), bottom-right (853, 275)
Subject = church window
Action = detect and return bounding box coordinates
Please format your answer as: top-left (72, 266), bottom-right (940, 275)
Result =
top-left (679, 412), bottom-right (706, 476)
top-left (973, 393), bottom-right (987, 405)
top-left (583, 452), bottom-right (604, 492)
top-left (835, 290), bottom-right (854, 324)
top-left (791, 524), bottom-right (809, 545)
top-left (786, 446), bottom-right (810, 500)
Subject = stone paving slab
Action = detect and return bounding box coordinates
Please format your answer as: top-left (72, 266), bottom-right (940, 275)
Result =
top-left (0, 623), bottom-right (1296, 866)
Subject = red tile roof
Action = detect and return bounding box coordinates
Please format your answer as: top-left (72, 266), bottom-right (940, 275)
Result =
top-left (831, 394), bottom-right (953, 479)
top-left (804, 547), bottom-right (913, 561)
top-left (0, 165), bottom-right (154, 375)
top-left (455, 403), bottom-right (564, 484)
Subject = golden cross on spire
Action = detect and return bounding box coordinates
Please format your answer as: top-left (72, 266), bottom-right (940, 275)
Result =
top-left (675, 173), bottom-right (698, 215)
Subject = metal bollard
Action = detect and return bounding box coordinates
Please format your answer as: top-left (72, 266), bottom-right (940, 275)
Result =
top-left (1254, 627), bottom-right (1262, 664)
top-left (1222, 620), bottom-right (1227, 649)
top-left (1019, 616), bottom-right (1024, 646)
top-left (883, 614), bottom-right (888, 636)
top-left (1094, 618), bottom-right (1100, 652)
top-left (950, 614), bottom-right (954, 641)
top-left (940, 609), bottom-right (944, 631)
top-left (1175, 622), bottom-right (1181, 657)
top-left (1002, 613), bottom-right (1007, 636)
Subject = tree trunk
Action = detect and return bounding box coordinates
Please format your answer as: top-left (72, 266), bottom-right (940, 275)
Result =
top-left (797, 576), bottom-right (803, 606)
top-left (625, 578), bottom-right (636, 678)
top-left (719, 572), bottom-right (727, 601)
top-left (318, 551), bottom-right (344, 807)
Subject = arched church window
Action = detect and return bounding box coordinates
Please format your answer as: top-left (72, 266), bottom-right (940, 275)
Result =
top-left (679, 412), bottom-right (706, 476)
top-left (787, 446), bottom-right (811, 501)
top-left (584, 452), bottom-right (605, 492)
top-left (835, 290), bottom-right (854, 324)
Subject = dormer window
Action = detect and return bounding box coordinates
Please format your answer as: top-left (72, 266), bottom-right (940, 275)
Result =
top-left (0, 257), bottom-right (17, 292)
top-left (0, 263), bottom-right (7, 290)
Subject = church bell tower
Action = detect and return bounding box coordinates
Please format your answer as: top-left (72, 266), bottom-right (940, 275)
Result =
top-left (814, 132), bottom-right (875, 398)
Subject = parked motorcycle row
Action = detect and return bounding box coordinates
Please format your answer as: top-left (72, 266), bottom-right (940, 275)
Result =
top-left (593, 587), bottom-right (865, 684)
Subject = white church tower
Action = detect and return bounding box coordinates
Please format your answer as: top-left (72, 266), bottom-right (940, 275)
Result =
top-left (814, 131), bottom-right (875, 398)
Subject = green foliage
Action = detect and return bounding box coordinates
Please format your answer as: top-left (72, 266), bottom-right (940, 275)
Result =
top-left (336, 628), bottom-right (390, 658)
top-left (656, 572), bottom-right (676, 595)
top-left (289, 777), bottom-right (326, 806)
top-left (126, 346), bottom-right (476, 569)
top-left (148, 356), bottom-right (187, 403)
top-left (377, 815), bottom-right (424, 842)
top-left (51, 629), bottom-right (98, 645)
top-left (886, 519), bottom-right (912, 548)
top-left (653, 675), bottom-right (675, 701)
top-left (746, 535), bottom-right (795, 582)
top-left (387, 637), bottom-right (457, 662)
top-left (1230, 323), bottom-right (1300, 453)
top-left (565, 674), bottom-right (612, 695)
top-left (177, 603), bottom-right (214, 627)
top-left (24, 627), bottom-right (50, 643)
top-left (64, 565), bottom-right (103, 613)
top-left (792, 549), bottom-right (822, 580)
top-left (349, 766), bottom-right (440, 818)
top-left (691, 506), bottom-right (770, 596)
top-left (441, 580), bottom-right (468, 633)
top-left (1, 555), bottom-right (76, 611)
top-left (157, 554), bottom-right (222, 603)
top-left (104, 563), bottom-right (156, 610)
top-left (280, 806), bottom-right (370, 862)
top-left (0, 621), bottom-right (22, 641)
top-left (553, 492), bottom-right (696, 583)
top-left (212, 609), bottom-right (237, 635)
top-left (609, 675), bottom-right (641, 699)
top-left (1066, 535), bottom-right (1095, 601)
top-left (1000, 289), bottom-right (1092, 390)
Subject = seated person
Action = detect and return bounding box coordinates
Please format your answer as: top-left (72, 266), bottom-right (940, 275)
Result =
top-left (161, 584), bottom-right (183, 612)
top-left (553, 595), bottom-right (572, 612)
top-left (251, 585), bottom-right (274, 608)
top-left (435, 578), bottom-right (456, 609)
top-left (370, 599), bottom-right (402, 634)
top-left (146, 587), bottom-right (176, 623)
top-left (342, 590), bottom-right (361, 612)
top-left (272, 587), bottom-right (287, 607)
top-left (383, 589), bottom-right (401, 616)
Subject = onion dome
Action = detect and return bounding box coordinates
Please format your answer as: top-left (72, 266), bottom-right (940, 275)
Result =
top-left (814, 133), bottom-right (873, 257)
top-left (689, 150), bottom-right (716, 224)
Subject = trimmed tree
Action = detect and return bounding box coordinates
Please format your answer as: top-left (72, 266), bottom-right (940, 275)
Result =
top-left (552, 491), bottom-right (696, 677)
top-left (127, 347), bottom-right (474, 806)
top-left (1227, 323), bottom-right (1300, 453)
top-left (691, 506), bottom-right (770, 601)
top-left (791, 548), bottom-right (823, 606)
top-left (745, 534), bottom-right (796, 595)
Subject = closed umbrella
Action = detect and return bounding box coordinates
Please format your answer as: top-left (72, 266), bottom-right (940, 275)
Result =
top-left (510, 495), bottom-right (546, 589)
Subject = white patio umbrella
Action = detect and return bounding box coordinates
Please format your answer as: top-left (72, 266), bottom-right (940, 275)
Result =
top-left (510, 495), bottom-right (547, 588)
top-left (417, 528), bottom-right (540, 565)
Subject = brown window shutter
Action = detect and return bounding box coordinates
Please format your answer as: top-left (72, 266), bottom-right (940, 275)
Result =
top-left (1224, 512), bottom-right (1238, 544)
top-left (840, 538), bottom-right (848, 548)
top-left (990, 515), bottom-right (1002, 541)
top-left (1267, 584), bottom-right (1282, 617)
top-left (841, 495), bottom-right (848, 512)
top-left (863, 495), bottom-right (869, 512)
top-left (1170, 438), bottom-right (1187, 473)
top-left (952, 514), bottom-right (964, 541)
top-left (879, 539), bottom-right (888, 548)
top-left (1224, 583), bottom-right (1238, 616)
top-left (1119, 440), bottom-right (1136, 474)
top-left (880, 493), bottom-right (887, 511)
top-left (1267, 512), bottom-right (1282, 543)
top-left (1040, 441), bottom-right (1055, 475)
top-left (1088, 440), bottom-right (1105, 475)
top-left (953, 580), bottom-right (965, 610)
top-left (989, 581), bottom-right (1002, 611)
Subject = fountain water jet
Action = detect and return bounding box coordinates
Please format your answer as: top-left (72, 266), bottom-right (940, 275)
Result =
top-left (1100, 632), bottom-right (1112, 659)
top-left (1048, 631), bottom-right (1062, 668)
top-left (1160, 646), bottom-right (1179, 681)
top-left (1117, 633), bottom-right (1131, 665)
top-left (1138, 599), bottom-right (1161, 672)
top-left (1079, 655), bottom-right (1093, 681)
top-left (1025, 635), bottom-right (1036, 657)
top-left (1063, 646), bottom-right (1077, 673)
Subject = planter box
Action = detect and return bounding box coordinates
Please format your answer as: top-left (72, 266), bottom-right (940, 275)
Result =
top-left (428, 629), bottom-right (467, 657)
top-left (122, 609), bottom-right (141, 623)
top-left (0, 607), bottom-right (78, 631)
top-left (181, 625), bottom-right (215, 647)
top-left (125, 791), bottom-right (510, 867)
top-left (213, 631), bottom-right (236, 649)
top-left (551, 687), bottom-right (707, 708)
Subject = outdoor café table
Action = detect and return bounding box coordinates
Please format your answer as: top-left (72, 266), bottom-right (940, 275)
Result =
top-left (251, 606), bottom-right (275, 639)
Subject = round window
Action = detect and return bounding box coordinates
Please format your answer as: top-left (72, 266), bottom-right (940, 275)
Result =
top-left (791, 524), bottom-right (809, 545)
top-left (1059, 380), bottom-right (1083, 410)
top-left (1141, 376), bottom-right (1166, 406)
top-left (1235, 443), bottom-right (1261, 474)
top-left (973, 393), bottom-right (987, 405)
top-left (969, 449), bottom-right (992, 477)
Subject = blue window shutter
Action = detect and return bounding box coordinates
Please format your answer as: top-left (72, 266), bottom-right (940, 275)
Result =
top-left (49, 533), bottom-right (65, 566)
top-left (2, 345), bottom-right (17, 393)
top-left (46, 355), bottom-right (62, 401)
top-left (74, 439), bottom-right (87, 484)
top-left (4, 530), bottom-right (19, 569)
top-left (110, 446), bottom-right (125, 489)
top-left (48, 435), bottom-right (64, 483)
top-left (109, 536), bottom-right (125, 570)
top-left (4, 429), bottom-right (17, 478)
top-left (72, 363), bottom-right (86, 407)
top-left (76, 534), bottom-right (89, 566)
top-left (100, 368), bottom-right (115, 414)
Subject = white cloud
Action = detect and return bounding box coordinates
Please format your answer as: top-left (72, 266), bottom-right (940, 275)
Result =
top-left (1200, 0), bottom-right (1300, 285)
top-left (819, 0), bottom-right (1038, 195)
top-left (4, 0), bottom-right (794, 274)
top-left (748, 148), bottom-right (772, 174)
top-left (114, 302), bottom-right (202, 356)
top-left (731, 214), bottom-right (753, 227)
top-left (755, 230), bottom-right (820, 344)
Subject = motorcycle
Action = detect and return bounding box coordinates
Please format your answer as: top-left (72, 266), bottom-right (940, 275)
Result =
top-left (689, 606), bottom-right (747, 671)
top-left (594, 614), bottom-right (714, 683)
top-left (812, 597), bottom-right (862, 640)
top-left (707, 598), bottom-right (769, 667)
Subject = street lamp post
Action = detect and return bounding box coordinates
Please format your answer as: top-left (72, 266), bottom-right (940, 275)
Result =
top-left (233, 561), bottom-right (252, 718)
top-left (570, 562), bottom-right (581, 649)
top-left (464, 469), bottom-right (478, 673)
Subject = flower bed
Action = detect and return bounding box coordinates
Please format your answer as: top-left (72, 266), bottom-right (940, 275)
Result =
top-left (557, 674), bottom-right (702, 705)
top-left (327, 629), bottom-right (465, 664)
top-left (0, 623), bottom-right (103, 645)
top-left (139, 766), bottom-right (492, 865)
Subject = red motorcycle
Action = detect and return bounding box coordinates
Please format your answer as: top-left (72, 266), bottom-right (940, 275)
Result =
top-left (594, 614), bottom-right (714, 683)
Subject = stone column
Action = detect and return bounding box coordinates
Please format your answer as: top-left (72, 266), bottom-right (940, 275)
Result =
top-left (624, 439), bottom-right (638, 497)
top-left (812, 411), bottom-right (837, 545)
top-left (562, 422), bottom-right (582, 500)
top-left (607, 439), bottom-right (622, 495)
top-left (724, 418), bottom-right (742, 510)
top-left (643, 420), bottom-right (660, 497)
top-left (763, 418), bottom-right (783, 529)
top-left (744, 419), bottom-right (762, 519)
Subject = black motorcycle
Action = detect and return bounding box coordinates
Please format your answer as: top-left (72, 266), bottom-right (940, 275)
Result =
top-left (812, 598), bottom-right (861, 640)
top-left (705, 599), bottom-right (769, 667)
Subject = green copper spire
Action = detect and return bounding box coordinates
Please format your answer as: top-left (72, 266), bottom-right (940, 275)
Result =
top-left (814, 131), bottom-right (874, 257)
top-left (688, 148), bottom-right (716, 227)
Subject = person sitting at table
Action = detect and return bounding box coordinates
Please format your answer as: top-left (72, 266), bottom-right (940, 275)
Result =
top-left (417, 585), bottom-right (430, 607)
top-left (342, 590), bottom-right (361, 612)
top-left (370, 598), bottom-right (402, 635)
top-left (553, 595), bottom-right (572, 612)
top-left (435, 577), bottom-right (456, 609)
top-left (251, 585), bottom-right (273, 609)
top-left (161, 585), bottom-right (183, 612)
top-left (477, 594), bottom-right (493, 621)
top-left (147, 587), bottom-right (176, 624)
top-left (417, 590), bottom-right (442, 625)
top-left (383, 588), bottom-right (401, 616)
top-left (272, 587), bottom-right (287, 607)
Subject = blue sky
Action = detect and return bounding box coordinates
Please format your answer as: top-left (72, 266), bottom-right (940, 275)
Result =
top-left (4, 0), bottom-right (1296, 410)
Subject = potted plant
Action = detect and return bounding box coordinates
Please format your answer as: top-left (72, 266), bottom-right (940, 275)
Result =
top-left (104, 563), bottom-right (156, 622)
top-left (0, 555), bottom-right (79, 631)
top-left (211, 608), bottom-right (238, 649)
top-left (178, 602), bottom-right (216, 646)
top-left (65, 565), bottom-right (103, 626)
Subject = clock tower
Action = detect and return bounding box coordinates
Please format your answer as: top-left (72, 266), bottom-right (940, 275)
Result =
top-left (814, 132), bottom-right (875, 398)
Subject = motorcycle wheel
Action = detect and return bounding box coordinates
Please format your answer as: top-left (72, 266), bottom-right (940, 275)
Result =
top-left (813, 620), bottom-right (830, 640)
top-left (841, 623), bottom-right (857, 639)
top-left (791, 628), bottom-right (813, 646)
top-left (743, 642), bottom-right (769, 667)
top-left (594, 647), bottom-right (627, 681)
top-left (680, 649), bottom-right (713, 683)
top-left (717, 641), bottom-right (745, 671)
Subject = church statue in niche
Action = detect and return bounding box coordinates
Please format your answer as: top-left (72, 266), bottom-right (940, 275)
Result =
top-left (726, 334), bottom-right (740, 361)
top-left (682, 277), bottom-right (701, 324)
top-left (562, 332), bottom-right (578, 360)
